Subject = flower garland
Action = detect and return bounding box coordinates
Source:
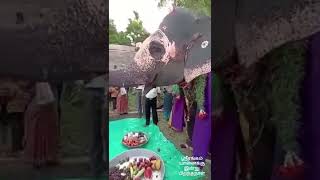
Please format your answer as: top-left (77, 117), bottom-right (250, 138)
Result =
top-left (268, 42), bottom-right (306, 153)
top-left (172, 84), bottom-right (180, 96)
top-left (195, 74), bottom-right (206, 118)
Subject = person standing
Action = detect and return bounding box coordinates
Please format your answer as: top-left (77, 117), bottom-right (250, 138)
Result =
top-left (84, 75), bottom-right (106, 177)
top-left (24, 82), bottom-right (59, 168)
top-left (192, 73), bottom-right (212, 167)
top-left (182, 81), bottom-right (197, 148)
top-left (109, 87), bottom-right (118, 111)
top-left (170, 84), bottom-right (186, 132)
top-left (117, 87), bottom-right (128, 115)
top-left (136, 85), bottom-right (144, 118)
top-left (144, 85), bottom-right (160, 126)
top-left (7, 80), bottom-right (31, 156)
top-left (163, 86), bottom-right (173, 121)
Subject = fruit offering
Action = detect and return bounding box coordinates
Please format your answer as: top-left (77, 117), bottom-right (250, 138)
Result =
top-left (122, 132), bottom-right (148, 148)
top-left (109, 156), bottom-right (163, 180)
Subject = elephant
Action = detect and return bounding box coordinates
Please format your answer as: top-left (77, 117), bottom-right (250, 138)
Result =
top-left (0, 0), bottom-right (107, 81)
top-left (213, 0), bottom-right (320, 179)
top-left (109, 7), bottom-right (211, 87)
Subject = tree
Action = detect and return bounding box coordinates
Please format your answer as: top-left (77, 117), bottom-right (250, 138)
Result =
top-left (125, 11), bottom-right (150, 44)
top-left (157, 0), bottom-right (211, 16)
top-left (109, 11), bottom-right (149, 46)
top-left (109, 19), bottom-right (131, 45)
top-left (109, 19), bottom-right (119, 44)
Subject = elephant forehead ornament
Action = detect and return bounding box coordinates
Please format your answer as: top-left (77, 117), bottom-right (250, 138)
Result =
top-left (135, 7), bottom-right (211, 83)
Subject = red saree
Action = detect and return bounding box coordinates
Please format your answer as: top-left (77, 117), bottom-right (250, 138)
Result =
top-left (24, 100), bottom-right (59, 166)
top-left (116, 94), bottom-right (128, 114)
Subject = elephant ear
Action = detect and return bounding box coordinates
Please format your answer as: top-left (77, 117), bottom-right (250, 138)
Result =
top-left (184, 16), bottom-right (211, 82)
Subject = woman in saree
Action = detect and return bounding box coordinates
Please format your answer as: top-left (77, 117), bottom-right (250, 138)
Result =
top-left (191, 73), bottom-right (212, 165)
top-left (116, 87), bottom-right (128, 115)
top-left (24, 82), bottom-right (59, 168)
top-left (162, 86), bottom-right (173, 121)
top-left (169, 84), bottom-right (186, 132)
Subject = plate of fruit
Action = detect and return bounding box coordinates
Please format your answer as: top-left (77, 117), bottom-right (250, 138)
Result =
top-left (109, 149), bottom-right (165, 180)
top-left (122, 132), bottom-right (149, 148)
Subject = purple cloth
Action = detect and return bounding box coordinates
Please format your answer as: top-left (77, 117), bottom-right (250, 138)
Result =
top-left (211, 73), bottom-right (239, 180)
top-left (301, 32), bottom-right (320, 180)
top-left (171, 96), bottom-right (185, 132)
top-left (271, 32), bottom-right (320, 180)
top-left (212, 111), bottom-right (238, 180)
top-left (192, 73), bottom-right (212, 160)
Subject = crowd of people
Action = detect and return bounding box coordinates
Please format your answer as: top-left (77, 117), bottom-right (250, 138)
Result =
top-left (109, 72), bottom-right (212, 162)
top-left (0, 77), bottom-right (107, 178)
top-left (108, 87), bottom-right (129, 115)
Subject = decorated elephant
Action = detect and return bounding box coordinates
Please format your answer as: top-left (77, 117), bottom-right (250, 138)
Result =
top-left (213, 0), bottom-right (320, 179)
top-left (109, 7), bottom-right (212, 164)
top-left (109, 7), bottom-right (211, 87)
top-left (0, 0), bottom-right (107, 80)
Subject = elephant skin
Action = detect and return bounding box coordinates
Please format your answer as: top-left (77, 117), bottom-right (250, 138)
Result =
top-left (213, 0), bottom-right (320, 68)
top-left (109, 8), bottom-right (211, 87)
top-left (0, 0), bottom-right (107, 80)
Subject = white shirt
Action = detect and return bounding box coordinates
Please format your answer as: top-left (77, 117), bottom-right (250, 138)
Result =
top-left (120, 87), bottom-right (127, 95)
top-left (145, 88), bottom-right (159, 99)
top-left (136, 85), bottom-right (145, 94)
top-left (156, 87), bottom-right (161, 94)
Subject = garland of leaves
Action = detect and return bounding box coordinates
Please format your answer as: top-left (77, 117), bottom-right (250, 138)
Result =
top-left (195, 74), bottom-right (206, 110)
top-left (229, 41), bottom-right (306, 154)
top-left (268, 42), bottom-right (306, 152)
top-left (172, 84), bottom-right (180, 95)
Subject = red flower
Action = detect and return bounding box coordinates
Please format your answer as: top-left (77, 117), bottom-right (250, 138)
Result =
top-left (198, 110), bottom-right (207, 120)
top-left (276, 163), bottom-right (305, 178)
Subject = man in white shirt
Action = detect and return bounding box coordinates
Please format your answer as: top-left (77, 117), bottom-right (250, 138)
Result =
top-left (144, 85), bottom-right (159, 126)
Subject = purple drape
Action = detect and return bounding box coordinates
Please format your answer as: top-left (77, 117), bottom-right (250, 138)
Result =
top-left (192, 73), bottom-right (212, 161)
top-left (300, 32), bottom-right (320, 180)
top-left (171, 96), bottom-right (186, 132)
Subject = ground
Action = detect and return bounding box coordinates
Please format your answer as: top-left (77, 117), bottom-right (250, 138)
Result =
top-left (109, 90), bottom-right (211, 180)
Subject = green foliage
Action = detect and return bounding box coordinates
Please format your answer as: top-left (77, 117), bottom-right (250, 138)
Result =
top-left (157, 0), bottom-right (211, 16)
top-left (109, 11), bottom-right (150, 46)
top-left (195, 75), bottom-right (206, 110)
top-left (109, 19), bottom-right (131, 45)
top-left (126, 11), bottom-right (150, 44)
top-left (172, 84), bottom-right (180, 95)
top-left (268, 42), bottom-right (306, 152)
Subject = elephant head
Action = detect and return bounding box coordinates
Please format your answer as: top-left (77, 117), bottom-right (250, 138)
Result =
top-left (109, 7), bottom-right (211, 87)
